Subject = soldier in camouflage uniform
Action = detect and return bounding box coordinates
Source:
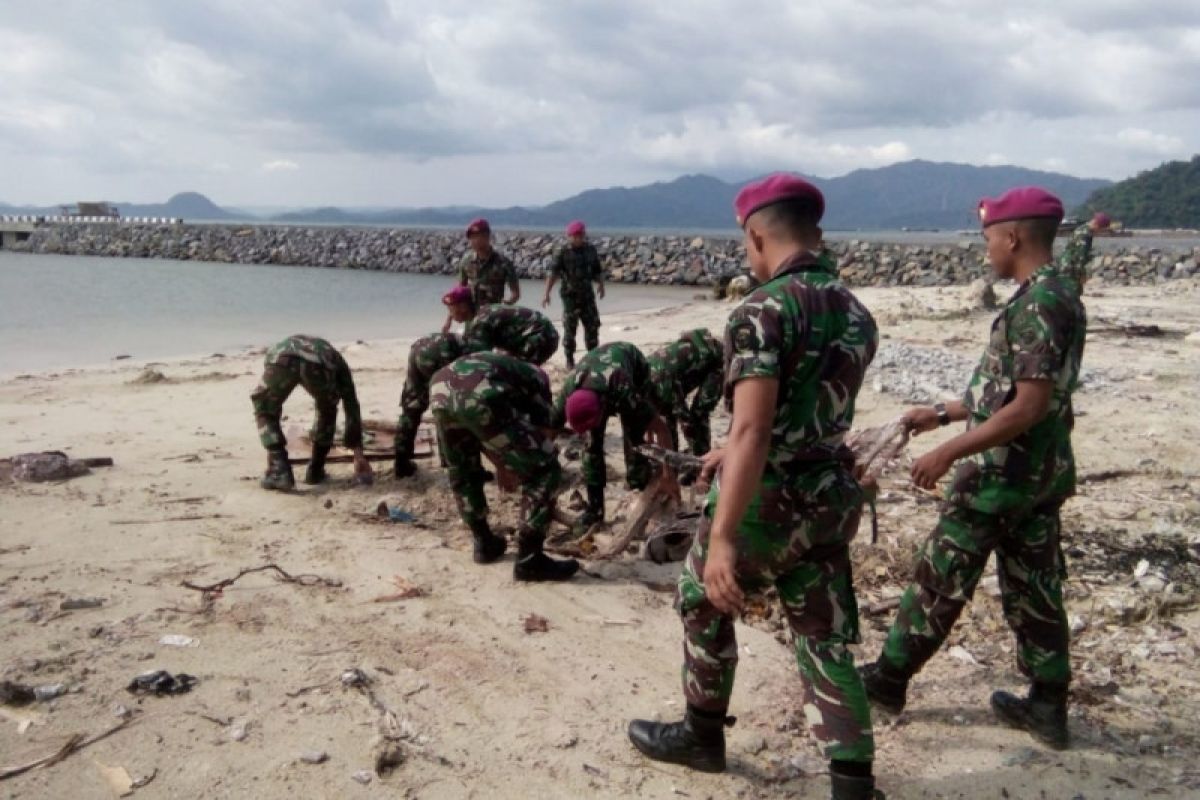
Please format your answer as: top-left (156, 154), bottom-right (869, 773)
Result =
top-left (552, 341), bottom-right (675, 530)
top-left (444, 218), bottom-right (519, 334)
top-left (542, 220), bottom-right (605, 368)
top-left (251, 335), bottom-right (373, 491)
top-left (860, 187), bottom-right (1087, 753)
top-left (628, 175), bottom-right (883, 800)
top-left (647, 328), bottom-right (724, 457)
top-left (1056, 211), bottom-right (1109, 292)
top-left (430, 352), bottom-right (579, 581)
top-left (395, 289), bottom-right (560, 477)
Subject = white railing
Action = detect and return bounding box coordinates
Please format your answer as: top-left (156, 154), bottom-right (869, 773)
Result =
top-left (0, 215), bottom-right (183, 225)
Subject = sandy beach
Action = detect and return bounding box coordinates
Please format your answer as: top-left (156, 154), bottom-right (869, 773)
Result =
top-left (2, 281), bottom-right (1199, 799)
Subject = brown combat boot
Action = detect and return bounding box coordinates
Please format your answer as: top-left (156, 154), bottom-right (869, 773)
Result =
top-left (627, 705), bottom-right (733, 773)
top-left (260, 448), bottom-right (295, 491)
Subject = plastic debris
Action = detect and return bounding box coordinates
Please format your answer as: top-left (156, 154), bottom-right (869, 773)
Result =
top-left (158, 634), bottom-right (198, 648)
top-left (126, 671), bottom-right (197, 696)
top-left (352, 770), bottom-right (373, 785)
top-left (32, 684), bottom-right (67, 702)
top-left (375, 502), bottom-right (416, 523)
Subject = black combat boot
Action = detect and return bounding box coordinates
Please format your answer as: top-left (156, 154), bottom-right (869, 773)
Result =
top-left (830, 761), bottom-right (885, 799)
top-left (393, 457), bottom-right (417, 478)
top-left (513, 535), bottom-right (578, 582)
top-left (627, 705), bottom-right (733, 773)
top-left (575, 485), bottom-right (605, 532)
top-left (260, 448), bottom-right (295, 491)
top-left (565, 351), bottom-right (575, 370)
top-left (990, 682), bottom-right (1069, 750)
top-left (304, 444), bottom-right (331, 485)
top-left (469, 520), bottom-right (508, 565)
top-left (858, 660), bottom-right (909, 714)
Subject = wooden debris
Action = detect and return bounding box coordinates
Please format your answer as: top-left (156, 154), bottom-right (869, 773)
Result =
top-left (180, 563), bottom-right (342, 612)
top-left (0, 718), bottom-right (133, 780)
top-left (595, 473), bottom-right (679, 560)
top-left (846, 417), bottom-right (910, 481)
top-left (372, 576), bottom-right (426, 603)
top-left (523, 613), bottom-right (550, 634)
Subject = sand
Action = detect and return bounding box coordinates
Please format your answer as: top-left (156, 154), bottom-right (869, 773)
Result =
top-left (2, 280), bottom-right (1199, 799)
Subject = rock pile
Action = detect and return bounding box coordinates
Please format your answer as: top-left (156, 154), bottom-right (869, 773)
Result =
top-left (13, 224), bottom-right (1200, 288)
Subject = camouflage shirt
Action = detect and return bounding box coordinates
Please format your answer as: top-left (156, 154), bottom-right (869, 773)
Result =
top-left (647, 328), bottom-right (724, 420)
top-left (462, 304), bottom-right (560, 365)
top-left (265, 334), bottom-right (362, 435)
top-left (724, 251), bottom-right (878, 473)
top-left (458, 249), bottom-right (519, 306)
top-left (552, 341), bottom-right (656, 429)
top-left (409, 333), bottom-right (466, 382)
top-left (949, 264), bottom-right (1086, 514)
top-left (550, 243), bottom-right (604, 298)
top-left (1056, 222), bottom-right (1093, 291)
top-left (431, 351), bottom-right (554, 429)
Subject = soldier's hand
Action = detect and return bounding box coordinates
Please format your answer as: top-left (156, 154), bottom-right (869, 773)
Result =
top-left (353, 455), bottom-right (375, 486)
top-left (903, 406), bottom-right (940, 436)
top-left (597, 284), bottom-right (606, 299)
top-left (695, 448), bottom-right (725, 492)
top-left (541, 294), bottom-right (551, 309)
top-left (911, 446), bottom-right (953, 491)
top-left (441, 318), bottom-right (452, 334)
top-left (703, 536), bottom-right (744, 614)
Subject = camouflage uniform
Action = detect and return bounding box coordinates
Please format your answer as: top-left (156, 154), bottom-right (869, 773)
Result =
top-left (463, 304), bottom-right (560, 365)
top-left (458, 249), bottom-right (519, 307)
top-left (395, 333), bottom-right (466, 462)
top-left (430, 352), bottom-right (560, 544)
top-left (647, 329), bottom-right (724, 455)
top-left (1056, 222), bottom-right (1093, 292)
top-left (550, 242), bottom-right (604, 362)
top-left (678, 251), bottom-right (879, 763)
top-left (881, 264), bottom-right (1086, 687)
top-left (251, 335), bottom-right (363, 451)
top-left (552, 342), bottom-right (657, 497)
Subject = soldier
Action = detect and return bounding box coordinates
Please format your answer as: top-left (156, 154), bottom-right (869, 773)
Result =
top-left (859, 187), bottom-right (1087, 753)
top-left (429, 351), bottom-right (579, 581)
top-left (542, 220), bottom-right (605, 368)
top-left (553, 341), bottom-right (676, 530)
top-left (251, 334), bottom-right (373, 491)
top-left (1057, 211), bottom-right (1109, 292)
top-left (626, 175), bottom-right (883, 800)
top-left (444, 218), bottom-right (519, 333)
top-left (395, 288), bottom-right (559, 477)
top-left (647, 328), bottom-right (724, 457)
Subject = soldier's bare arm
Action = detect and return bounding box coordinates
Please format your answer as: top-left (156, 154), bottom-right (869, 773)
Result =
top-left (910, 380), bottom-right (1052, 490)
top-left (705, 376), bottom-right (778, 613)
top-left (695, 448), bottom-right (725, 492)
top-left (506, 261), bottom-right (520, 304)
top-left (903, 401), bottom-right (968, 435)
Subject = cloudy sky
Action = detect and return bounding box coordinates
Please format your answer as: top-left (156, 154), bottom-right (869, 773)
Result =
top-left (2, 0), bottom-right (1198, 208)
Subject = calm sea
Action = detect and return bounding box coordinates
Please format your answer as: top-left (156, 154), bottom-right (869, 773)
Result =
top-left (0, 253), bottom-right (696, 375)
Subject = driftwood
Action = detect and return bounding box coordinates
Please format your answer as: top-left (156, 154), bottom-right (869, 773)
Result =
top-left (595, 473), bottom-right (680, 560)
top-left (0, 719), bottom-right (133, 780)
top-left (180, 563), bottom-right (342, 611)
top-left (846, 417), bottom-right (911, 482)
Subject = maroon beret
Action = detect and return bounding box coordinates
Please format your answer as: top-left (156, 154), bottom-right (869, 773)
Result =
top-left (566, 220), bottom-right (586, 236)
top-left (465, 218), bottom-right (491, 237)
top-left (1092, 212), bottom-right (1112, 229)
top-left (734, 173), bottom-right (824, 227)
top-left (442, 285), bottom-right (473, 306)
top-left (978, 187), bottom-right (1064, 228)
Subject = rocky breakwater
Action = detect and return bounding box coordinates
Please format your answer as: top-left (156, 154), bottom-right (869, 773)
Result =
top-left (14, 224), bottom-right (1200, 287)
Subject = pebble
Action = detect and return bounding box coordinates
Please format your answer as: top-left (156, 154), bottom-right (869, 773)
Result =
top-left (351, 770), bottom-right (373, 785)
top-left (299, 750), bottom-right (329, 764)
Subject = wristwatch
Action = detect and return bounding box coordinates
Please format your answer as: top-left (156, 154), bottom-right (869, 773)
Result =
top-left (934, 402), bottom-right (951, 427)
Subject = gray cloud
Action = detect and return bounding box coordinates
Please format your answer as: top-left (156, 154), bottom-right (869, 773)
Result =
top-left (1, 0), bottom-right (1197, 206)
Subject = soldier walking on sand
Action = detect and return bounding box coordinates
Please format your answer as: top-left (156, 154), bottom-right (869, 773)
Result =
top-left (543, 220), bottom-right (605, 368)
top-left (647, 328), bottom-right (724, 457)
top-left (252, 334), bottom-right (373, 491)
top-left (859, 187), bottom-right (1087, 753)
top-left (626, 175), bottom-right (883, 800)
top-left (429, 351), bottom-right (579, 581)
top-left (444, 218), bottom-right (519, 333)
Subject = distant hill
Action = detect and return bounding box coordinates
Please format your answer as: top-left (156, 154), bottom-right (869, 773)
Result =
top-left (272, 160), bottom-right (1111, 231)
top-left (1078, 155), bottom-right (1200, 228)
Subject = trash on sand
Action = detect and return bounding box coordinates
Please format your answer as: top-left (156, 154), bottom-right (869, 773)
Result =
top-left (33, 685), bottom-right (67, 702)
top-left (352, 769), bottom-right (373, 785)
top-left (375, 502), bottom-right (416, 524)
top-left (93, 759), bottom-right (135, 797)
top-left (60, 597), bottom-right (106, 611)
top-left (0, 718), bottom-right (133, 780)
top-left (372, 575), bottom-right (426, 603)
top-left (158, 634), bottom-right (198, 648)
top-left (373, 743), bottom-right (405, 776)
top-left (126, 671), bottom-right (197, 696)
top-left (340, 669), bottom-right (370, 689)
top-left (0, 706), bottom-right (43, 735)
top-left (523, 613), bottom-right (550, 634)
top-left (229, 720), bottom-right (249, 742)
top-left (0, 681), bottom-right (36, 706)
top-left (7, 452), bottom-right (91, 483)
top-left (299, 750), bottom-right (329, 765)
top-left (948, 645), bottom-right (981, 666)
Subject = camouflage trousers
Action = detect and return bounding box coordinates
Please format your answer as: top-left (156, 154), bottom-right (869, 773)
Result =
top-left (663, 411), bottom-right (712, 457)
top-left (251, 357), bottom-right (356, 451)
top-left (583, 413), bottom-right (652, 494)
top-left (678, 466), bottom-right (874, 763)
top-left (881, 502), bottom-right (1070, 685)
top-left (433, 400), bottom-right (561, 542)
top-left (561, 293), bottom-right (600, 361)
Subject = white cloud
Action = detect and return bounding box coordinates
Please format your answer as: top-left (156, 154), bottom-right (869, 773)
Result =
top-left (261, 160), bottom-right (301, 173)
top-left (1115, 128), bottom-right (1187, 156)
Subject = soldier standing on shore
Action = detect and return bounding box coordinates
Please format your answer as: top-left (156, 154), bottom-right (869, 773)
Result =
top-left (444, 218), bottom-right (519, 333)
top-left (647, 328), bottom-right (724, 457)
top-left (395, 288), bottom-right (559, 478)
top-left (859, 187), bottom-right (1087, 753)
top-left (430, 351), bottom-right (579, 581)
top-left (553, 341), bottom-right (676, 530)
top-left (252, 334), bottom-right (374, 491)
top-left (543, 220), bottom-right (605, 368)
top-left (1058, 211), bottom-right (1110, 292)
top-left (626, 175), bottom-right (883, 800)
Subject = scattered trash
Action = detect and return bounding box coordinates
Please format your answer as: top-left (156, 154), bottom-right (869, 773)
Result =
top-left (126, 671), bottom-right (197, 696)
top-left (787, 753), bottom-right (827, 776)
top-left (582, 763), bottom-right (608, 779)
top-left (60, 597), bottom-right (106, 611)
top-left (373, 743), bottom-right (405, 776)
top-left (0, 681), bottom-right (36, 706)
top-left (523, 613), bottom-right (550, 634)
top-left (229, 720), bottom-right (249, 742)
top-left (299, 751), bottom-right (329, 765)
top-left (33, 684), bottom-right (67, 702)
top-left (352, 770), bottom-right (373, 785)
top-left (947, 645), bottom-right (981, 666)
top-left (93, 759), bottom-right (135, 797)
top-left (7, 452), bottom-right (92, 483)
top-left (158, 634), bottom-right (198, 648)
top-left (372, 575), bottom-right (426, 602)
top-left (375, 502), bottom-right (416, 524)
top-left (112, 704), bottom-right (132, 719)
top-left (0, 718), bottom-right (133, 780)
top-left (341, 668), bottom-right (370, 689)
